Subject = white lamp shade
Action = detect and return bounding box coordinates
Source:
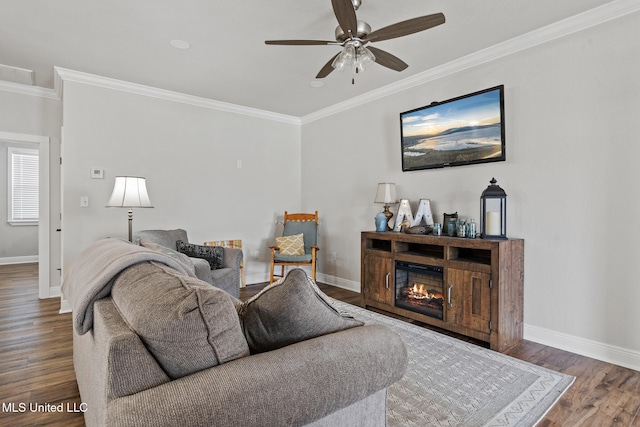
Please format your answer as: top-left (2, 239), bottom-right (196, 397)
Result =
top-left (106, 176), bottom-right (153, 208)
top-left (374, 183), bottom-right (397, 204)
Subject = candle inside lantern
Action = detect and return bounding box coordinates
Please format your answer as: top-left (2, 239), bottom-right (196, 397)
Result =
top-left (486, 211), bottom-right (501, 235)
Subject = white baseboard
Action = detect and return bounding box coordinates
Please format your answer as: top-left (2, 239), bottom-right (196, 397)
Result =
top-left (0, 255), bottom-right (38, 265)
top-left (524, 324), bottom-right (640, 372)
top-left (245, 272), bottom-right (270, 285)
top-left (316, 273), bottom-right (360, 293)
top-left (59, 298), bottom-right (71, 313)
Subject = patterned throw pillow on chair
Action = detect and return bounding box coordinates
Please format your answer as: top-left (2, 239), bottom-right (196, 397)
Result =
top-left (276, 233), bottom-right (305, 256)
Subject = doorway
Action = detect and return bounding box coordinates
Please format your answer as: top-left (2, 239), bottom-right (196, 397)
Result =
top-left (0, 131), bottom-right (54, 298)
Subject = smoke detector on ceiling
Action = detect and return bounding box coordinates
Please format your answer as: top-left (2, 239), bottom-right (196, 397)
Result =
top-left (170, 40), bottom-right (191, 50)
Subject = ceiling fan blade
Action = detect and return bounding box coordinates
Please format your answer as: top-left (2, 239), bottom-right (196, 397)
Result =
top-left (365, 13), bottom-right (445, 43)
top-left (331, 0), bottom-right (358, 36)
top-left (367, 46), bottom-right (408, 72)
top-left (316, 53), bottom-right (341, 78)
top-left (265, 40), bottom-right (336, 46)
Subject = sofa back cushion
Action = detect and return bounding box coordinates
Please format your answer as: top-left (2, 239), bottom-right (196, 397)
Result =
top-left (111, 261), bottom-right (249, 379)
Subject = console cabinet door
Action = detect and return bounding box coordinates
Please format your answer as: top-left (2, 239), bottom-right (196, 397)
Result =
top-left (448, 268), bottom-right (491, 334)
top-left (363, 253), bottom-right (393, 305)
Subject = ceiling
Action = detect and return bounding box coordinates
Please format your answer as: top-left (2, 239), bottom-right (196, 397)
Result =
top-left (0, 0), bottom-right (621, 117)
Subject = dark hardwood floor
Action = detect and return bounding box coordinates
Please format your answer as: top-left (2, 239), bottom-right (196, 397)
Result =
top-left (1, 263), bottom-right (639, 426)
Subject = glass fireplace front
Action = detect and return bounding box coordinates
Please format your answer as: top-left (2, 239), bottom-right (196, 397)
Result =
top-left (395, 261), bottom-right (444, 320)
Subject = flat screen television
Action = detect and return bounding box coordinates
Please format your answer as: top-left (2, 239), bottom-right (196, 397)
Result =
top-left (400, 85), bottom-right (505, 171)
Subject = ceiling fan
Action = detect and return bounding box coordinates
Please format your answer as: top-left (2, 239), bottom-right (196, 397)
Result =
top-left (265, 0), bottom-right (445, 83)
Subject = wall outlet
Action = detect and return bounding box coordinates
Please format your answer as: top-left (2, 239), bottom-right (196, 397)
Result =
top-left (253, 249), bottom-right (260, 260)
top-left (80, 196), bottom-right (89, 207)
top-left (331, 252), bottom-right (337, 262)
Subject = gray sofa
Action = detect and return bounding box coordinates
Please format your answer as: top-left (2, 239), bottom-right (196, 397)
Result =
top-left (68, 244), bottom-right (408, 427)
top-left (133, 229), bottom-right (242, 298)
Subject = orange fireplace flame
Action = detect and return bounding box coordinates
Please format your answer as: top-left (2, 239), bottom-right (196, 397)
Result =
top-left (408, 282), bottom-right (443, 300)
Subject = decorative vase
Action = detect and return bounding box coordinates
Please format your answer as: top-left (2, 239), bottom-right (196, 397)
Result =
top-left (375, 212), bottom-right (387, 232)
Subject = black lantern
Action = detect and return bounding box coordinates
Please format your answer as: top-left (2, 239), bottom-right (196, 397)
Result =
top-left (480, 178), bottom-right (507, 240)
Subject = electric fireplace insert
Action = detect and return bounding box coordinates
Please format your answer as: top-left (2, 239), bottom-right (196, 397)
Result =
top-left (395, 261), bottom-right (444, 320)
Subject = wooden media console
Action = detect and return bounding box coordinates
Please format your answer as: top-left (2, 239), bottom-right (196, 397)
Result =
top-left (361, 231), bottom-right (524, 352)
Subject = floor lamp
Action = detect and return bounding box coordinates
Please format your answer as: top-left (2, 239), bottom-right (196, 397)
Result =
top-left (106, 176), bottom-right (154, 242)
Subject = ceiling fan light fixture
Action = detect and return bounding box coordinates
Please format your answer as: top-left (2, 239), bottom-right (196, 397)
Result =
top-left (344, 44), bottom-right (356, 61)
top-left (351, 46), bottom-right (375, 73)
top-left (332, 43), bottom-right (356, 71)
top-left (331, 54), bottom-right (346, 71)
top-left (359, 46), bottom-right (375, 65)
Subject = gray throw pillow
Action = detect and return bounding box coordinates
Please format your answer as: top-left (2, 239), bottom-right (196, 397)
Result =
top-left (111, 261), bottom-right (249, 379)
top-left (237, 268), bottom-right (363, 354)
top-left (176, 240), bottom-right (224, 270)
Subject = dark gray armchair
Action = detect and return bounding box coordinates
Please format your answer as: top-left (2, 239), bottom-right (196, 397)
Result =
top-left (133, 229), bottom-right (242, 298)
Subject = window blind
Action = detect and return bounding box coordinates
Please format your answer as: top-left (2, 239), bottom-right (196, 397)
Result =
top-left (9, 147), bottom-right (39, 222)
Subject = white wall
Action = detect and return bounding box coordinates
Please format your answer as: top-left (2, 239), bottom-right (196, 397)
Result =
top-left (301, 12), bottom-right (640, 368)
top-left (60, 81), bottom-right (301, 283)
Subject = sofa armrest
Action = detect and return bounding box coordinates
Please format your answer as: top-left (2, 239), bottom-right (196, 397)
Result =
top-left (107, 324), bottom-right (407, 427)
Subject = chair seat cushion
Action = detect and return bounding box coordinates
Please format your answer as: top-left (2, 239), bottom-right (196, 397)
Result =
top-left (273, 253), bottom-right (313, 263)
top-left (237, 268), bottom-right (363, 354)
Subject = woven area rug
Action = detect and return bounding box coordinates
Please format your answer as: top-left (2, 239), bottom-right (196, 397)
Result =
top-left (331, 300), bottom-right (575, 427)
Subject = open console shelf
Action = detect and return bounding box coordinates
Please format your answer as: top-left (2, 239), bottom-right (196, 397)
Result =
top-left (396, 242), bottom-right (445, 259)
top-left (361, 231), bottom-right (524, 352)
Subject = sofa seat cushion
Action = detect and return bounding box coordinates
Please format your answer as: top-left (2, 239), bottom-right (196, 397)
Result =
top-left (111, 261), bottom-right (249, 379)
top-left (237, 268), bottom-right (363, 354)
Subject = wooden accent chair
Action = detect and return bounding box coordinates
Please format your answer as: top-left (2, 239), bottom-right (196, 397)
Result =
top-left (269, 211), bottom-right (319, 284)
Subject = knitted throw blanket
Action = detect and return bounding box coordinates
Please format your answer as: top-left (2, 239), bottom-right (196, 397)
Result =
top-left (62, 238), bottom-right (196, 335)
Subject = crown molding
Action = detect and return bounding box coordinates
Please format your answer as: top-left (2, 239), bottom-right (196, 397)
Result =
top-left (300, 0), bottom-right (640, 124)
top-left (54, 67), bottom-right (301, 125)
top-left (0, 79), bottom-right (58, 100)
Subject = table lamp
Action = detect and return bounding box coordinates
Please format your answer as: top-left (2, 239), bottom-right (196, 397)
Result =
top-left (374, 183), bottom-right (397, 231)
